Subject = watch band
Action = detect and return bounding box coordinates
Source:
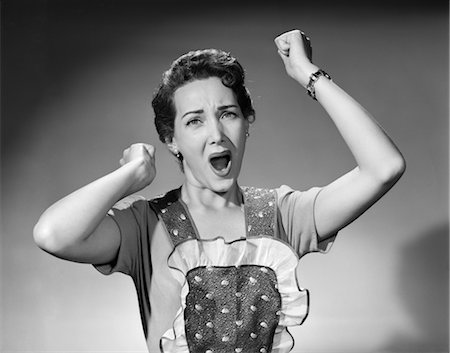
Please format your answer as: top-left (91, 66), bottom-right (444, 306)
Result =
top-left (306, 69), bottom-right (331, 100)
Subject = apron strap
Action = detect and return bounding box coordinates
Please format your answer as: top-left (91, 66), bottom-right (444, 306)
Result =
top-left (149, 188), bottom-right (197, 246)
top-left (150, 186), bottom-right (277, 246)
top-left (242, 186), bottom-right (277, 238)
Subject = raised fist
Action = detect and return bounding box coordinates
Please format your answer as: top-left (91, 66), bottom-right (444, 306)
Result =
top-left (274, 29), bottom-right (318, 86)
top-left (120, 143), bottom-right (156, 195)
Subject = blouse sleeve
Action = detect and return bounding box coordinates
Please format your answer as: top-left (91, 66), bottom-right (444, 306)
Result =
top-left (94, 195), bottom-right (155, 276)
top-left (276, 184), bottom-right (337, 258)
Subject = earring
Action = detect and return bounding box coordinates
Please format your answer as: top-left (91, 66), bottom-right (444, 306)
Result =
top-left (174, 149), bottom-right (182, 160)
top-left (245, 131), bottom-right (250, 137)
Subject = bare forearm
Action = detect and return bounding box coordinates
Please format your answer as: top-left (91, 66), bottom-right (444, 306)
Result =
top-left (314, 77), bottom-right (405, 182)
top-left (275, 29), bottom-right (405, 237)
top-left (34, 143), bottom-right (155, 263)
top-left (275, 30), bottom-right (405, 183)
top-left (34, 160), bottom-right (143, 249)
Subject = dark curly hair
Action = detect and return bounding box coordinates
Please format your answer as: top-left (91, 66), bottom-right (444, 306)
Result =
top-left (152, 49), bottom-right (255, 144)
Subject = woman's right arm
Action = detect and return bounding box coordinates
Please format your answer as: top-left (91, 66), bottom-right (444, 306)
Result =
top-left (33, 143), bottom-right (156, 265)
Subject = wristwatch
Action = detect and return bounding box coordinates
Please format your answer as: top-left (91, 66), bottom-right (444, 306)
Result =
top-left (306, 69), bottom-right (331, 100)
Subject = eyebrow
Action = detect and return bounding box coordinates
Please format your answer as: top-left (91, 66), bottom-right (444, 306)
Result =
top-left (218, 104), bottom-right (238, 110)
top-left (181, 109), bottom-right (203, 119)
top-left (181, 105), bottom-right (238, 119)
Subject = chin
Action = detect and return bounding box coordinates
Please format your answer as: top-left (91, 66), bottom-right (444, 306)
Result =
top-left (209, 178), bottom-right (237, 194)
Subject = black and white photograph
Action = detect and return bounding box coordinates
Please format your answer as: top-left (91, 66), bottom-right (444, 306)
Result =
top-left (1, 1), bottom-right (448, 352)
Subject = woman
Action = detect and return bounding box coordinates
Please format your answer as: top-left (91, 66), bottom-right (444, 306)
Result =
top-left (33, 30), bottom-right (405, 352)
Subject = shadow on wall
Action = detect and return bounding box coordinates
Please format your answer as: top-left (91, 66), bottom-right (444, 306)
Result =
top-left (382, 222), bottom-right (449, 353)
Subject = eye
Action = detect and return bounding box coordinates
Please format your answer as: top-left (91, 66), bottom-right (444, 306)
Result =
top-left (220, 111), bottom-right (237, 119)
top-left (186, 117), bottom-right (202, 126)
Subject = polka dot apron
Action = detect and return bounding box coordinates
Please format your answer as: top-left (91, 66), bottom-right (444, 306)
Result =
top-left (150, 187), bottom-right (309, 353)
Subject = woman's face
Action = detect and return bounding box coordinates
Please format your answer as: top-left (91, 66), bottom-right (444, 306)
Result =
top-left (170, 77), bottom-right (249, 193)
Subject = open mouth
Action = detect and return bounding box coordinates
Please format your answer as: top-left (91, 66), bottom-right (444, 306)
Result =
top-left (209, 151), bottom-right (232, 175)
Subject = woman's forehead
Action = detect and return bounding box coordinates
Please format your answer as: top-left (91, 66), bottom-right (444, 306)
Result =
top-left (173, 77), bottom-right (237, 114)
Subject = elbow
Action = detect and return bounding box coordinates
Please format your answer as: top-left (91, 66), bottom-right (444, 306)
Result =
top-left (33, 221), bottom-right (62, 254)
top-left (388, 154), bottom-right (406, 182)
top-left (377, 154), bottom-right (406, 186)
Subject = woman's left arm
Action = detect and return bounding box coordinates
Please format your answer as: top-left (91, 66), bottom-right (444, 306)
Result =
top-left (275, 30), bottom-right (406, 239)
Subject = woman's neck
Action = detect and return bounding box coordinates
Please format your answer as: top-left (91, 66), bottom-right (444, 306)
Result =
top-left (180, 182), bottom-right (243, 211)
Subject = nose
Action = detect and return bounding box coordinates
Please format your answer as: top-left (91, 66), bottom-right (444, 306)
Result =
top-left (207, 118), bottom-right (224, 144)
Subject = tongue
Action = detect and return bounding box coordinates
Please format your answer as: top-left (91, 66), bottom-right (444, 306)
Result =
top-left (210, 156), bottom-right (229, 171)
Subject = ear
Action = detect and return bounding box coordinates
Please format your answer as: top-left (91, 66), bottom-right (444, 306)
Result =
top-left (246, 114), bottom-right (255, 125)
top-left (166, 138), bottom-right (179, 155)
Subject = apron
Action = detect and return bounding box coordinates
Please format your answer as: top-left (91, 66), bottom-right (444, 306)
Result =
top-left (150, 187), bottom-right (309, 353)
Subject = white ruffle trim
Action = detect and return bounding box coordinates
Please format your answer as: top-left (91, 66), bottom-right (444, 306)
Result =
top-left (160, 236), bottom-right (308, 353)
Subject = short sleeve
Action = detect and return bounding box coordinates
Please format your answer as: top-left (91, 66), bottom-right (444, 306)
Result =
top-left (276, 184), bottom-right (337, 258)
top-left (94, 195), bottom-right (155, 276)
